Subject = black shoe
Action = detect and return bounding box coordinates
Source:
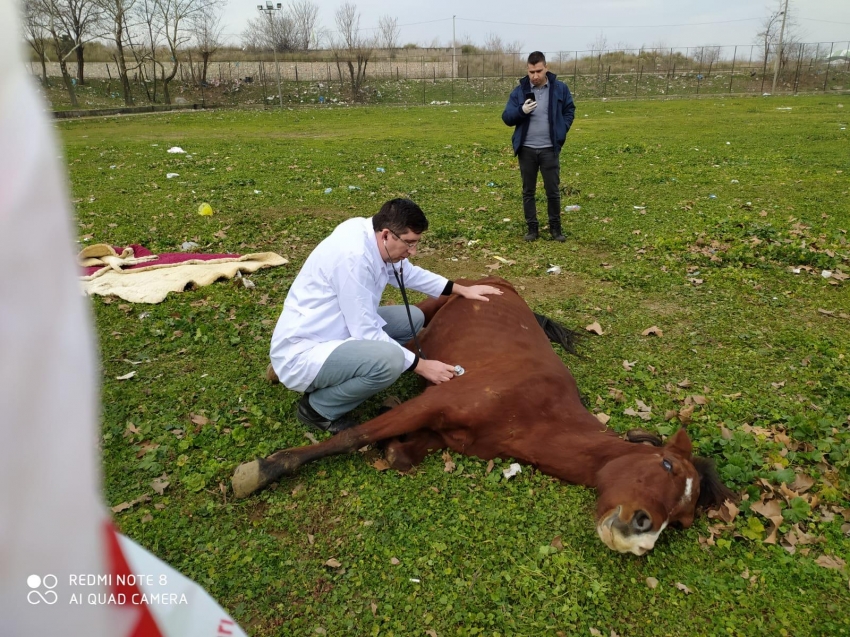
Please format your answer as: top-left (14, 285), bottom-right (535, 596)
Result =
top-left (296, 394), bottom-right (358, 434)
top-left (524, 229), bottom-right (539, 242)
top-left (550, 232), bottom-right (566, 242)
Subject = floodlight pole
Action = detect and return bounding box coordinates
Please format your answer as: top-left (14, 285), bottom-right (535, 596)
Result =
top-left (771, 0), bottom-right (789, 94)
top-left (452, 15), bottom-right (456, 80)
top-left (258, 2), bottom-right (284, 109)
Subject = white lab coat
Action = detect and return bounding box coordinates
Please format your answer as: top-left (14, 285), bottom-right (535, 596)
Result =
top-left (270, 217), bottom-right (448, 391)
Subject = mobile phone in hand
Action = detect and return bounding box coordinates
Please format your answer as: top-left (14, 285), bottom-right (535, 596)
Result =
top-left (524, 92), bottom-right (536, 102)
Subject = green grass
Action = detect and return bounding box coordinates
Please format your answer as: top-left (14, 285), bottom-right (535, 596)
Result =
top-left (60, 96), bottom-right (850, 636)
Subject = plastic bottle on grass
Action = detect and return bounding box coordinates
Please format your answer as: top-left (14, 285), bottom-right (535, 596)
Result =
top-left (564, 205), bottom-right (581, 212)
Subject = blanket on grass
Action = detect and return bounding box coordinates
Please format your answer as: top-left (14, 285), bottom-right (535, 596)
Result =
top-left (78, 244), bottom-right (287, 303)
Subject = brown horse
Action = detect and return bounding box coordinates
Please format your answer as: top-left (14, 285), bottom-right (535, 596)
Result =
top-left (233, 277), bottom-right (735, 555)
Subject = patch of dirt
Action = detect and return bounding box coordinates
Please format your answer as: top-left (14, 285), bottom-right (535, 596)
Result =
top-left (414, 253), bottom-right (589, 303)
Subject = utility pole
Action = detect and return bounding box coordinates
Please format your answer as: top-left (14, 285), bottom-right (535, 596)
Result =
top-left (258, 1), bottom-right (284, 109)
top-left (452, 15), bottom-right (456, 80)
top-left (771, 0), bottom-right (789, 94)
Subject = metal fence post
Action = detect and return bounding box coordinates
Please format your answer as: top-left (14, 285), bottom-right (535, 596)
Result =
top-left (729, 45), bottom-right (737, 93)
top-left (823, 42), bottom-right (834, 92)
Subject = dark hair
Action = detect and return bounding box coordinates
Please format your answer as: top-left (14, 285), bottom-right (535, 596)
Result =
top-left (527, 51), bottom-right (546, 66)
top-left (372, 198), bottom-right (429, 235)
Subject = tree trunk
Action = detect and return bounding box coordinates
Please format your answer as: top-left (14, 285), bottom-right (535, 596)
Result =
top-left (76, 43), bottom-right (85, 85)
top-left (162, 58), bottom-right (178, 104)
top-left (202, 52), bottom-right (210, 84)
top-left (40, 56), bottom-right (49, 87)
top-left (115, 37), bottom-right (133, 105)
top-left (59, 60), bottom-right (78, 107)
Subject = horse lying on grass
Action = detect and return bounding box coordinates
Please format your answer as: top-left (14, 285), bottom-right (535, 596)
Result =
top-left (233, 277), bottom-right (735, 555)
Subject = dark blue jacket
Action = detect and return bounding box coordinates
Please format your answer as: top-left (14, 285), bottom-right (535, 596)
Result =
top-left (501, 71), bottom-right (576, 155)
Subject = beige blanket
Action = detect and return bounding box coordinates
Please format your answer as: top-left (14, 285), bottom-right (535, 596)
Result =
top-left (79, 244), bottom-right (288, 303)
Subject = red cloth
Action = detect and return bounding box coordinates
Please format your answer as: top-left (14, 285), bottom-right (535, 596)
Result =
top-left (82, 245), bottom-right (241, 277)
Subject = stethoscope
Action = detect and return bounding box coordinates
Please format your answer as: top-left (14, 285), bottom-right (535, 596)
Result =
top-left (382, 235), bottom-right (465, 377)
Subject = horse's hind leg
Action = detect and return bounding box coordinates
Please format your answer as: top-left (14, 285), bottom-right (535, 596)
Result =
top-left (384, 430), bottom-right (446, 471)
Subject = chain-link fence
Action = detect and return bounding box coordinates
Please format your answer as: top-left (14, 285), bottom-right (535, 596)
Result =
top-left (36, 41), bottom-right (850, 112)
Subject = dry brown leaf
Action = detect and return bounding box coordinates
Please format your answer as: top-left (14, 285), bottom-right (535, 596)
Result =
top-left (123, 422), bottom-right (140, 437)
top-left (585, 321), bottom-right (604, 335)
top-left (814, 555), bottom-right (846, 570)
top-left (486, 459), bottom-right (495, 475)
top-left (141, 513), bottom-right (153, 523)
top-left (723, 392), bottom-right (742, 399)
top-left (371, 459), bottom-right (390, 471)
top-left (442, 451), bottom-right (456, 473)
top-left (718, 500), bottom-right (740, 524)
top-left (324, 558), bottom-right (342, 568)
top-left (596, 412), bottom-right (611, 425)
top-left (609, 388), bottom-right (625, 402)
top-left (641, 325), bottom-right (663, 337)
top-left (304, 432), bottom-right (320, 445)
top-left (645, 577), bottom-right (659, 589)
top-left (550, 535), bottom-right (564, 550)
top-left (307, 533), bottom-right (315, 545)
top-left (623, 360), bottom-right (636, 371)
top-left (690, 395), bottom-right (708, 406)
top-left (390, 557), bottom-right (400, 565)
top-left (664, 409), bottom-right (678, 421)
top-left (590, 629), bottom-right (603, 637)
top-left (485, 263), bottom-right (501, 271)
top-left (116, 371), bottom-right (136, 381)
top-left (675, 582), bottom-right (693, 594)
top-left (425, 630), bottom-right (438, 637)
top-left (771, 381), bottom-right (786, 389)
top-left (677, 379), bottom-right (692, 388)
top-left (790, 473), bottom-right (815, 493)
top-left (150, 475), bottom-right (170, 496)
top-left (678, 405), bottom-right (695, 424)
top-left (190, 413), bottom-right (209, 426)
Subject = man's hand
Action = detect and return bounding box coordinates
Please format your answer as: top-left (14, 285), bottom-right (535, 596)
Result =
top-left (414, 359), bottom-right (458, 384)
top-left (522, 99), bottom-right (537, 115)
top-left (454, 284), bottom-right (503, 302)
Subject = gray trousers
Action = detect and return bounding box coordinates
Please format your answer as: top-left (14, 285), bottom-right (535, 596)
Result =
top-left (518, 146), bottom-right (561, 229)
top-left (305, 305), bottom-right (425, 421)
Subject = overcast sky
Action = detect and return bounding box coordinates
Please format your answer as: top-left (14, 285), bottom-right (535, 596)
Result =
top-left (220, 0), bottom-right (850, 53)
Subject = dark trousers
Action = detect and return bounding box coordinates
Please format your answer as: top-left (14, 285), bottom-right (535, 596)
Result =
top-left (518, 146), bottom-right (561, 230)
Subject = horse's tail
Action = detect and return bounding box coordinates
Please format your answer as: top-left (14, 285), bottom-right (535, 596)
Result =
top-left (534, 313), bottom-right (581, 355)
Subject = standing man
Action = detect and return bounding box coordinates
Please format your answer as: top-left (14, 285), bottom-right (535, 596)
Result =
top-left (502, 51), bottom-right (576, 242)
top-left (270, 198), bottom-right (502, 434)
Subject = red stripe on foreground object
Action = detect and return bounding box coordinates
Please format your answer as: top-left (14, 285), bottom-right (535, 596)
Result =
top-left (104, 523), bottom-right (163, 637)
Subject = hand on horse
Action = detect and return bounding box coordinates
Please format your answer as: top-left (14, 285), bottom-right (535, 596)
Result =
top-left (454, 284), bottom-right (503, 302)
top-left (414, 358), bottom-right (457, 384)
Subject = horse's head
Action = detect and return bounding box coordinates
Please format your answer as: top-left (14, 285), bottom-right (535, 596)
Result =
top-left (594, 429), bottom-right (734, 555)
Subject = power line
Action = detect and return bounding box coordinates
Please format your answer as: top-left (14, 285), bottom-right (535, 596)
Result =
top-left (456, 16), bottom-right (765, 29)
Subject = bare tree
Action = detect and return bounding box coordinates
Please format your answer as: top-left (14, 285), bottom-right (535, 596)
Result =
top-left (290, 0), bottom-right (319, 50)
top-left (156, 0), bottom-right (198, 104)
top-left (38, 0), bottom-right (80, 106)
top-left (377, 14), bottom-right (399, 55)
top-left (51, 0), bottom-right (102, 84)
top-left (23, 2), bottom-right (51, 86)
top-left (483, 32), bottom-right (504, 53)
top-left (242, 12), bottom-right (297, 52)
top-left (330, 2), bottom-right (373, 101)
top-left (588, 31), bottom-right (608, 56)
top-left (130, 0), bottom-right (163, 103)
top-left (96, 0), bottom-right (139, 105)
top-left (189, 0), bottom-right (223, 83)
top-left (756, 3), bottom-right (799, 71)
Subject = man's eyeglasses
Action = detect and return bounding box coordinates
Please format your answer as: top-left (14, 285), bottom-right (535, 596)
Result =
top-left (389, 230), bottom-right (420, 250)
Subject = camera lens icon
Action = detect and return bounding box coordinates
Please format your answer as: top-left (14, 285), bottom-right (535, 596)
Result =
top-left (27, 574), bottom-right (58, 605)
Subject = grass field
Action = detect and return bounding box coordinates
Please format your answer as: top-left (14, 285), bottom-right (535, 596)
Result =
top-left (59, 96), bottom-right (849, 636)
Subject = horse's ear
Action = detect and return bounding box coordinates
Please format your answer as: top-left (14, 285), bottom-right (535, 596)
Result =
top-left (625, 429), bottom-right (663, 447)
top-left (665, 428), bottom-right (693, 457)
top-left (692, 457), bottom-right (738, 509)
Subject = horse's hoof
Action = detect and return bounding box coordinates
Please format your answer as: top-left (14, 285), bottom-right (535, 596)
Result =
top-left (265, 364), bottom-right (279, 384)
top-left (384, 441), bottom-right (413, 472)
top-left (232, 460), bottom-right (262, 498)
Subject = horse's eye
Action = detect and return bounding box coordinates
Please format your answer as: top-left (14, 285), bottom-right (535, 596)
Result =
top-left (662, 459), bottom-right (673, 472)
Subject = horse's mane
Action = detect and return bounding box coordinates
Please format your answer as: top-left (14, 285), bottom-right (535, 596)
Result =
top-left (534, 312), bottom-right (581, 355)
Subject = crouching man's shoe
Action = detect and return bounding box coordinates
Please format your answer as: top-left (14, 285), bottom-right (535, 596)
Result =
top-left (296, 394), bottom-right (358, 434)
